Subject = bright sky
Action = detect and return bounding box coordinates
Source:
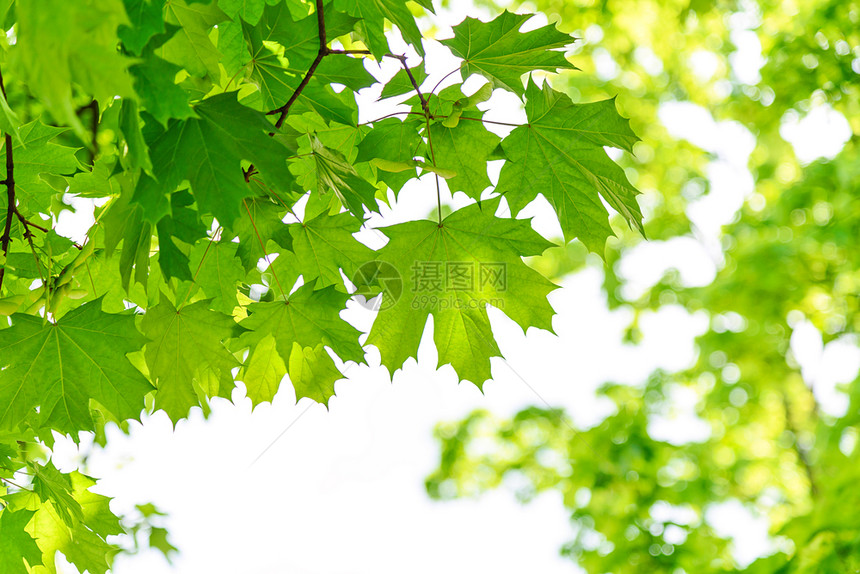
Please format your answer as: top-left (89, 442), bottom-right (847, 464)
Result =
top-left (47, 2), bottom-right (859, 573)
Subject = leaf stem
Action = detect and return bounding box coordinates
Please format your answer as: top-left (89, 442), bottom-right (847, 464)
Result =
top-left (359, 111), bottom-right (425, 126)
top-left (177, 226), bottom-right (223, 311)
top-left (242, 199), bottom-right (288, 302)
top-left (424, 115), bottom-right (442, 224)
top-left (455, 115), bottom-right (521, 128)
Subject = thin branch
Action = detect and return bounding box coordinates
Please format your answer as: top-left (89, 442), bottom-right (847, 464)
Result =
top-left (0, 133), bottom-right (12, 293)
top-left (0, 476), bottom-right (33, 492)
top-left (267, 0), bottom-right (328, 130)
top-left (0, 65), bottom-right (12, 294)
top-left (14, 209), bottom-right (49, 234)
top-left (328, 49), bottom-right (371, 55)
top-left (359, 110), bottom-right (425, 126)
top-left (456, 115), bottom-right (522, 128)
top-left (385, 53), bottom-right (429, 115)
top-left (430, 67), bottom-right (462, 99)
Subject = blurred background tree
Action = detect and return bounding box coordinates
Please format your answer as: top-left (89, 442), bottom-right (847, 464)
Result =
top-left (427, 0), bottom-right (860, 571)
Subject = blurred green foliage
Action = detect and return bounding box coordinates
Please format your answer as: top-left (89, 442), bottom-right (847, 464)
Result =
top-left (429, 0), bottom-right (860, 571)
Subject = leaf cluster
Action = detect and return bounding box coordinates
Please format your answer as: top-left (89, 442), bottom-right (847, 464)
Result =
top-left (0, 0), bottom-right (642, 569)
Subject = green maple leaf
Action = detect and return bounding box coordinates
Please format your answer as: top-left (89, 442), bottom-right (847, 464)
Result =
top-left (119, 0), bottom-right (166, 55)
top-left (497, 80), bottom-right (642, 253)
top-left (441, 11), bottom-right (575, 95)
top-left (238, 284), bottom-right (363, 405)
top-left (288, 343), bottom-right (344, 407)
top-left (334, 0), bottom-right (429, 60)
top-left (30, 462), bottom-right (84, 528)
top-left (429, 115), bottom-right (500, 199)
top-left (0, 299), bottom-right (153, 434)
top-left (272, 210), bottom-right (374, 290)
top-left (0, 89), bottom-right (22, 145)
top-left (138, 92), bottom-right (294, 227)
top-left (119, 100), bottom-right (154, 173)
top-left (158, 0), bottom-right (228, 78)
top-left (102, 176), bottom-right (155, 289)
top-left (140, 297), bottom-right (242, 423)
top-left (68, 157), bottom-right (121, 199)
top-left (13, 0), bottom-right (135, 140)
top-left (367, 198), bottom-right (557, 387)
top-left (219, 0), bottom-right (265, 25)
top-left (130, 52), bottom-right (195, 126)
top-left (154, 190), bottom-right (208, 281)
top-left (229, 197), bottom-right (294, 271)
top-left (241, 334), bottom-right (285, 405)
top-left (27, 472), bottom-right (123, 574)
top-left (244, 2), bottom-right (360, 123)
top-left (189, 240), bottom-right (245, 313)
top-left (314, 57), bottom-right (377, 92)
top-left (1, 121), bottom-right (79, 212)
top-left (0, 509), bottom-right (42, 574)
top-left (356, 117), bottom-right (424, 194)
top-left (379, 63), bottom-right (428, 99)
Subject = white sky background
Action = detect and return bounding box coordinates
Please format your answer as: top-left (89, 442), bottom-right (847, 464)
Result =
top-left (46, 1), bottom-right (859, 573)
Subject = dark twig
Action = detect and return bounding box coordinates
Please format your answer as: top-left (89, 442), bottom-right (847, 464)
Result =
top-left (267, 0), bottom-right (329, 130)
top-left (14, 209), bottom-right (49, 234)
top-left (0, 132), bottom-right (12, 293)
top-left (0, 66), bottom-right (13, 293)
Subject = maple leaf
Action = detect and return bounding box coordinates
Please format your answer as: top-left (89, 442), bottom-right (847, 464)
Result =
top-left (441, 11), bottom-right (576, 95)
top-left (140, 297), bottom-right (242, 423)
top-left (0, 510), bottom-right (42, 574)
top-left (288, 343), bottom-right (344, 408)
top-left (0, 299), bottom-right (153, 434)
top-left (129, 51), bottom-right (195, 126)
top-left (26, 472), bottom-right (124, 574)
top-left (244, 2), bottom-right (361, 123)
top-left (230, 197), bottom-right (294, 271)
top-left (379, 63), bottom-right (429, 100)
top-left (429, 116), bottom-right (501, 199)
top-left (367, 198), bottom-right (557, 387)
top-left (188, 240), bottom-right (245, 313)
top-left (13, 0), bottom-right (135, 140)
top-left (0, 121), bottom-right (79, 213)
top-left (137, 92), bottom-right (295, 227)
top-left (30, 462), bottom-right (84, 527)
top-left (356, 117), bottom-right (425, 194)
top-left (238, 284), bottom-right (363, 405)
top-left (334, 0), bottom-right (431, 60)
top-left (119, 0), bottom-right (166, 55)
top-left (218, 0), bottom-right (266, 25)
top-left (158, 0), bottom-right (228, 78)
top-left (271, 210), bottom-right (375, 290)
top-left (241, 334), bottom-right (285, 405)
top-left (497, 79), bottom-right (643, 253)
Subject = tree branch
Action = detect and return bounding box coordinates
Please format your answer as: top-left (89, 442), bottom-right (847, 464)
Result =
top-left (0, 65), bottom-right (13, 294)
top-left (386, 53), bottom-right (429, 115)
top-left (267, 0), bottom-right (328, 130)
